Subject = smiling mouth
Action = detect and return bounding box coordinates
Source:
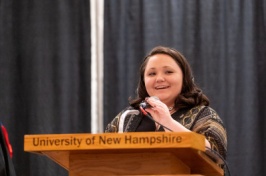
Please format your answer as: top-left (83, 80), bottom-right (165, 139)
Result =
top-left (155, 86), bottom-right (169, 90)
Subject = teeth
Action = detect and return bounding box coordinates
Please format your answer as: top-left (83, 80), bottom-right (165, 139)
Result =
top-left (156, 86), bottom-right (168, 89)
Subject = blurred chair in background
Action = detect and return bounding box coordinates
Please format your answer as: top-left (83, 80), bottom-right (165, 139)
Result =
top-left (0, 122), bottom-right (16, 176)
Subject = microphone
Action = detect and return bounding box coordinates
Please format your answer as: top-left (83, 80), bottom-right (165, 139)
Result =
top-left (139, 96), bottom-right (159, 109)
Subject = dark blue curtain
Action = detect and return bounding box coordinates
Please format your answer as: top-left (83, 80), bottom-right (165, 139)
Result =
top-left (104, 0), bottom-right (266, 176)
top-left (0, 0), bottom-right (91, 175)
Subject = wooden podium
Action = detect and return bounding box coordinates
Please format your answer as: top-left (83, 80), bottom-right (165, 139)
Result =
top-left (24, 132), bottom-right (224, 176)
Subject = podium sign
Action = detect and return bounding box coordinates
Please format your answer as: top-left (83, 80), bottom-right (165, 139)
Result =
top-left (24, 132), bottom-right (224, 176)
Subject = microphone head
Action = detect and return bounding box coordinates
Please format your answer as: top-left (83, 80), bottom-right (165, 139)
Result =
top-left (139, 96), bottom-right (159, 109)
top-left (139, 101), bottom-right (151, 109)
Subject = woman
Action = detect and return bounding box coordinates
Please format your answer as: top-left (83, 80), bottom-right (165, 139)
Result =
top-left (105, 46), bottom-right (227, 160)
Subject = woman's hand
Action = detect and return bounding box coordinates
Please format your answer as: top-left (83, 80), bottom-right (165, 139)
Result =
top-left (143, 96), bottom-right (189, 133)
top-left (144, 97), bottom-right (173, 126)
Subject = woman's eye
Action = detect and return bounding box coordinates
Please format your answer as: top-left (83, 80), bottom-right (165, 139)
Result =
top-left (165, 70), bottom-right (173, 74)
top-left (148, 72), bottom-right (156, 76)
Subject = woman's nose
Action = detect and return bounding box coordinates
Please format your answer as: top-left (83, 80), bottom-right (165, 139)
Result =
top-left (156, 74), bottom-right (165, 82)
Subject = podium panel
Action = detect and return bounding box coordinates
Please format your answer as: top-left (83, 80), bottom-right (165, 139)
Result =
top-left (24, 132), bottom-right (223, 176)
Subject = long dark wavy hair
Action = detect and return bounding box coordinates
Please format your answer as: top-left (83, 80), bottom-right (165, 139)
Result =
top-left (129, 46), bottom-right (209, 109)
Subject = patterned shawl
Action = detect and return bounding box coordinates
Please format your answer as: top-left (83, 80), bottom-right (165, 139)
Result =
top-left (105, 105), bottom-right (227, 160)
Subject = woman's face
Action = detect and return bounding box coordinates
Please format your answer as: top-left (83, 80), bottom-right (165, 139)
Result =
top-left (144, 54), bottom-right (183, 107)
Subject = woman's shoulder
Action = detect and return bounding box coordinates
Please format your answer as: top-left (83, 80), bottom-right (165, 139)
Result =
top-left (176, 105), bottom-right (222, 128)
top-left (182, 105), bottom-right (219, 118)
top-left (178, 105), bottom-right (206, 120)
top-left (195, 106), bottom-right (224, 123)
